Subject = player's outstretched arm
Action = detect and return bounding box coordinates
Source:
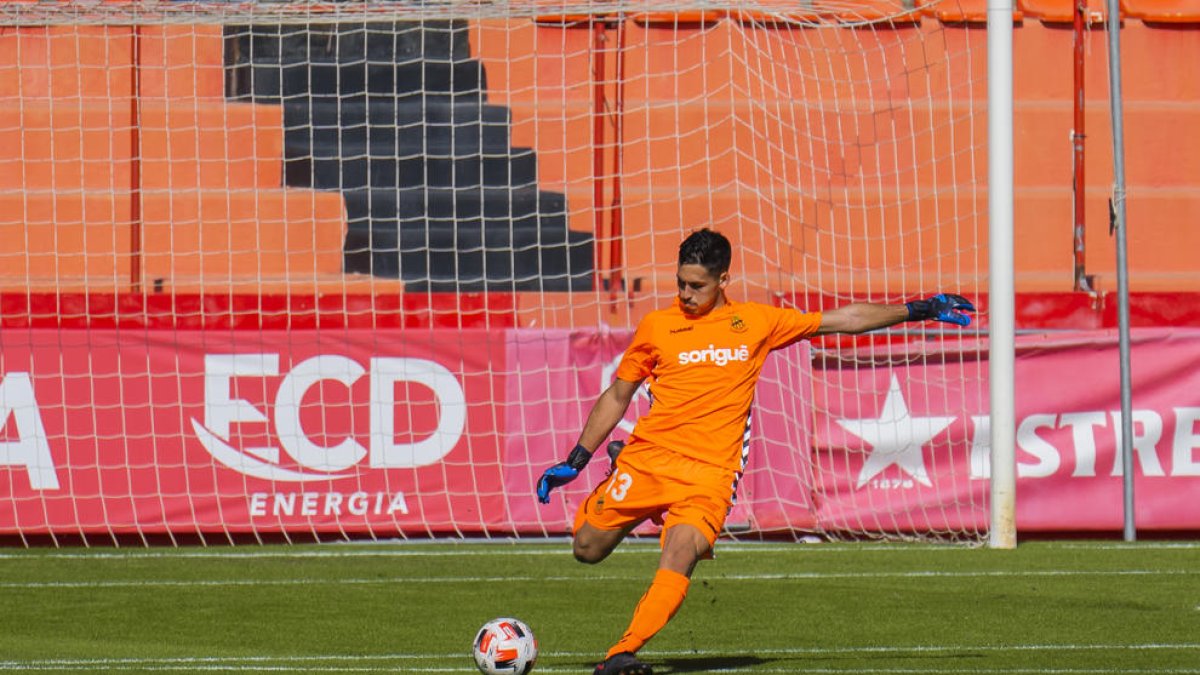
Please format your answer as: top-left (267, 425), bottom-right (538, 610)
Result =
top-left (816, 293), bottom-right (975, 335)
top-left (536, 377), bottom-right (642, 504)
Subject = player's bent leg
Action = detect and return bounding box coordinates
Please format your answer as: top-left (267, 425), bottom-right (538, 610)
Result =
top-left (573, 521), bottom-right (632, 564)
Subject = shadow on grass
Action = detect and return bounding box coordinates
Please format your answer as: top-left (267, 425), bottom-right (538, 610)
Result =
top-left (653, 650), bottom-right (991, 672)
top-left (565, 650), bottom-right (992, 672)
top-left (655, 654), bottom-right (773, 672)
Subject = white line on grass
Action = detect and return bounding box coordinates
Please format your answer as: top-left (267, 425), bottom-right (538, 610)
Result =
top-left (696, 662), bottom-right (1200, 667)
top-left (0, 540), bottom-right (1193, 561)
top-left (2, 662), bottom-right (1190, 667)
top-left (4, 643), bottom-right (1198, 662)
top-left (0, 544), bottom-right (746, 561)
top-left (1050, 542), bottom-right (1200, 551)
top-left (0, 568), bottom-right (1194, 590)
top-left (0, 644), bottom-right (1196, 672)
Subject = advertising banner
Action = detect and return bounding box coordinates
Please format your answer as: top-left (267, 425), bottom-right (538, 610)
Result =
top-left (503, 329), bottom-right (816, 534)
top-left (0, 329), bottom-right (508, 536)
top-left (1, 326), bottom-right (1197, 537)
top-left (812, 330), bottom-right (1200, 532)
top-left (1007, 330), bottom-right (1200, 531)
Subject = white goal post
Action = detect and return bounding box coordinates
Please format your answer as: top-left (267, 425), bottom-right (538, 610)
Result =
top-left (0, 0), bottom-right (1012, 546)
top-left (986, 0), bottom-right (1017, 549)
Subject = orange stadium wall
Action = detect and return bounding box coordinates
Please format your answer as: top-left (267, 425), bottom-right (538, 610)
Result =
top-left (0, 9), bottom-right (1196, 318)
top-left (0, 24), bottom-right (357, 295)
top-left (471, 11), bottom-right (1200, 305)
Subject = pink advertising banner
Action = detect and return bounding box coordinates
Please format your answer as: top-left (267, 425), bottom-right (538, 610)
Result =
top-left (1007, 330), bottom-right (1200, 531)
top-left (503, 330), bottom-right (816, 535)
top-left (812, 329), bottom-right (1200, 533)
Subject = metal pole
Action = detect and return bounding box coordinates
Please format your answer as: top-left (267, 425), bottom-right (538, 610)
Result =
top-left (988, 0), bottom-right (1017, 549)
top-left (1106, 0), bottom-right (1135, 541)
top-left (1071, 0), bottom-right (1091, 293)
top-left (130, 25), bottom-right (143, 293)
top-left (590, 19), bottom-right (609, 297)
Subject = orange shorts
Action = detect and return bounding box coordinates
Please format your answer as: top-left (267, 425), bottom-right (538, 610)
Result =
top-left (572, 443), bottom-right (739, 548)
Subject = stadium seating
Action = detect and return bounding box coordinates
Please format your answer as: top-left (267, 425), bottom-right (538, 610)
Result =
top-left (922, 0), bottom-right (1024, 23)
top-left (1122, 0), bottom-right (1200, 22)
top-left (631, 9), bottom-right (726, 24)
top-left (836, 0), bottom-right (925, 23)
top-left (1017, 0), bottom-right (1114, 22)
top-left (0, 20), bottom-right (593, 294)
top-left (2, 11), bottom-right (1197, 298)
top-left (225, 21), bottom-right (594, 292)
top-left (0, 25), bottom-right (349, 294)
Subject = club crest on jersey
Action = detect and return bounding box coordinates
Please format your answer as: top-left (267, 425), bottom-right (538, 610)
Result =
top-left (730, 315), bottom-right (748, 333)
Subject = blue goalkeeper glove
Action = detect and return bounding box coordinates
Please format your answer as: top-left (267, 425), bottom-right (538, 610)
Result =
top-left (536, 444), bottom-right (593, 504)
top-left (905, 293), bottom-right (976, 327)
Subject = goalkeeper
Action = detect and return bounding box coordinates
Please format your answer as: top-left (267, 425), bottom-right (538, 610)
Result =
top-left (536, 228), bottom-right (975, 675)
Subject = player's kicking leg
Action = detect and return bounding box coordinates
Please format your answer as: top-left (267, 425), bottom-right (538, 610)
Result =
top-left (593, 651), bottom-right (653, 674)
top-left (592, 524), bottom-right (710, 674)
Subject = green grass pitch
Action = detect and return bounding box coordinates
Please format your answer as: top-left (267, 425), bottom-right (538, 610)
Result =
top-left (0, 540), bottom-right (1195, 673)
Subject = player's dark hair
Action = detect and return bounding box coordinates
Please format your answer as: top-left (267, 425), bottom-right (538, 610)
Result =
top-left (678, 228), bottom-right (731, 277)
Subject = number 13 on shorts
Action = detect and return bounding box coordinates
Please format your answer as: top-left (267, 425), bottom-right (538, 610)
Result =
top-left (605, 470), bottom-right (633, 502)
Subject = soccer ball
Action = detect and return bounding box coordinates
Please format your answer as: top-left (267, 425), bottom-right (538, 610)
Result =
top-left (472, 617), bottom-right (538, 675)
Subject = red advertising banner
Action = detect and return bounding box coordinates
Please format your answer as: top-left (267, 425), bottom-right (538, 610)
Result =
top-left (1, 326), bottom-right (1197, 538)
top-left (0, 329), bottom-right (509, 536)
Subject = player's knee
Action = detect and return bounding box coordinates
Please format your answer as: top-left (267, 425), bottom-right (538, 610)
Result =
top-left (572, 522), bottom-right (624, 564)
top-left (572, 538), bottom-right (609, 564)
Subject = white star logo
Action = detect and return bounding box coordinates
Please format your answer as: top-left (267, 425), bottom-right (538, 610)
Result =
top-left (836, 374), bottom-right (955, 488)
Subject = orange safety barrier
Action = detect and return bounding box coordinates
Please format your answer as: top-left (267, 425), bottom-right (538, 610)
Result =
top-left (1123, 0), bottom-right (1200, 22)
top-left (922, 0), bottom-right (1024, 23)
top-left (0, 191), bottom-right (351, 293)
top-left (533, 16), bottom-right (609, 25)
top-left (138, 102), bottom-right (284, 191)
top-left (1017, 0), bottom-right (1115, 22)
top-left (0, 23), bottom-right (353, 294)
top-left (836, 0), bottom-right (925, 24)
top-left (138, 190), bottom-right (347, 291)
top-left (731, 9), bottom-right (824, 25)
top-left (631, 9), bottom-right (726, 24)
top-left (720, 0), bottom-right (824, 24)
top-left (0, 101), bottom-right (283, 192)
top-left (0, 192), bottom-right (132, 292)
top-left (137, 25), bottom-right (227, 99)
top-left (479, 13), bottom-right (1200, 314)
top-left (0, 101), bottom-right (133, 191)
top-left (0, 25), bottom-right (222, 100)
top-left (531, 3), bottom-right (922, 28)
top-left (2, 12), bottom-right (1196, 304)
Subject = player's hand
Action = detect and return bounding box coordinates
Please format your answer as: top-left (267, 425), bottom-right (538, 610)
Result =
top-left (535, 444), bottom-right (593, 504)
top-left (905, 293), bottom-right (976, 327)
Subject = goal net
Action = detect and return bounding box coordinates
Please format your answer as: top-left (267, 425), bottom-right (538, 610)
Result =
top-left (0, 1), bottom-right (989, 546)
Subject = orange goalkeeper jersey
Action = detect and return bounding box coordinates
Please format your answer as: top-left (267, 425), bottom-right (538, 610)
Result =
top-left (615, 297), bottom-right (822, 474)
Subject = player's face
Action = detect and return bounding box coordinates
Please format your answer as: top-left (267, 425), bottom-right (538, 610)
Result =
top-left (676, 264), bottom-right (728, 316)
